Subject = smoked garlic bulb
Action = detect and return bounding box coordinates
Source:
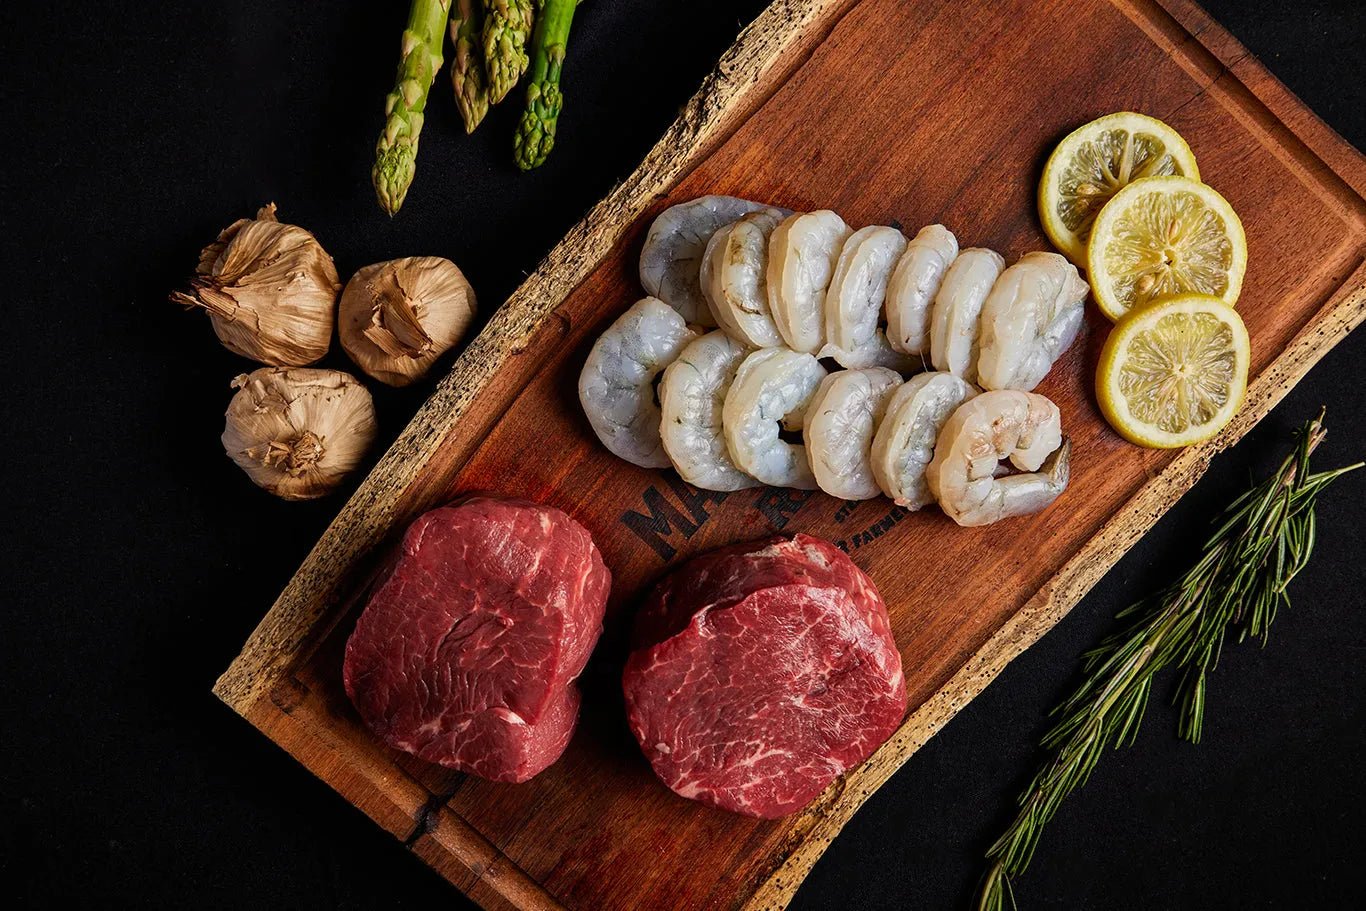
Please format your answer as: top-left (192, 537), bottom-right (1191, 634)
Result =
top-left (339, 257), bottom-right (476, 386)
top-left (222, 367), bottom-right (378, 500)
top-left (171, 204), bottom-right (340, 366)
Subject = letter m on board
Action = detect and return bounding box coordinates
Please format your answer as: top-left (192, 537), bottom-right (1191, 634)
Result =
top-left (620, 477), bottom-right (727, 561)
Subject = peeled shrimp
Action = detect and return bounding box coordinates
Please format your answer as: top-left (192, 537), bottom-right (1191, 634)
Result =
top-left (658, 331), bottom-right (760, 491)
top-left (926, 390), bottom-right (1070, 526)
top-left (803, 367), bottom-right (902, 500)
top-left (976, 252), bottom-right (1089, 391)
top-left (701, 209), bottom-right (787, 348)
top-left (821, 225), bottom-right (908, 356)
top-left (826, 329), bottom-right (918, 371)
top-left (886, 224), bottom-right (958, 355)
top-left (870, 371), bottom-right (977, 509)
top-left (819, 224), bottom-right (916, 370)
top-left (579, 297), bottom-right (699, 468)
top-left (929, 247), bottom-right (1005, 382)
top-left (722, 348), bottom-right (827, 489)
top-left (640, 195), bottom-right (774, 326)
top-left (767, 210), bottom-right (851, 353)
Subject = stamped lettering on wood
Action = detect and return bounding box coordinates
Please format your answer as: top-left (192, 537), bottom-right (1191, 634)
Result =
top-left (214, 1), bottom-right (1366, 909)
top-left (620, 477), bottom-right (729, 560)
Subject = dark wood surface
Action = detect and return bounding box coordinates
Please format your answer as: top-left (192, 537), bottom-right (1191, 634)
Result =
top-left (211, 0), bottom-right (1366, 908)
top-left (8, 1), bottom-right (1366, 910)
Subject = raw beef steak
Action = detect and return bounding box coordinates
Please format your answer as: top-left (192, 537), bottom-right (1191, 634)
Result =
top-left (623, 535), bottom-right (906, 818)
top-left (344, 496), bottom-right (610, 783)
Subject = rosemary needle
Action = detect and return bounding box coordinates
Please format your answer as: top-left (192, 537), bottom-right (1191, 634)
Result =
top-left (975, 412), bottom-right (1362, 911)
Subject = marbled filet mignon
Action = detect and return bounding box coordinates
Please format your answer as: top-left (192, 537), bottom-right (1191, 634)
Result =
top-left (344, 496), bottom-right (610, 783)
top-left (623, 535), bottom-right (906, 818)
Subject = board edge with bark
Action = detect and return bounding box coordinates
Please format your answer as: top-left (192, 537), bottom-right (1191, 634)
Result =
top-left (213, 0), bottom-right (1366, 909)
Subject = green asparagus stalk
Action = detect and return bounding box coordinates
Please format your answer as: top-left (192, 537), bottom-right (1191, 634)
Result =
top-left (372, 0), bottom-right (452, 216)
top-left (514, 0), bottom-right (578, 171)
top-left (450, 0), bottom-right (490, 133)
top-left (483, 0), bottom-right (535, 104)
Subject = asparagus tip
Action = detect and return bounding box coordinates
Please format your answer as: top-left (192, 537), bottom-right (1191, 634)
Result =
top-left (372, 145), bottom-right (416, 215)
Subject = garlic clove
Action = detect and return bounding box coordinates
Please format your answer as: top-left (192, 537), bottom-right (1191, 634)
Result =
top-left (222, 367), bottom-right (378, 500)
top-left (171, 204), bottom-right (340, 367)
top-left (361, 262), bottom-right (435, 359)
top-left (339, 256), bottom-right (476, 387)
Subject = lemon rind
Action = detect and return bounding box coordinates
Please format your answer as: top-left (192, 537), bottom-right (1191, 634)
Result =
top-left (1087, 175), bottom-right (1247, 322)
top-left (1096, 294), bottom-right (1250, 449)
top-left (1038, 112), bottom-right (1200, 269)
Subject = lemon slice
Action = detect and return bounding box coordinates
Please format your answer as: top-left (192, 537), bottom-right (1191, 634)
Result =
top-left (1039, 112), bottom-right (1200, 267)
top-left (1097, 293), bottom-right (1250, 448)
top-left (1087, 176), bottom-right (1247, 321)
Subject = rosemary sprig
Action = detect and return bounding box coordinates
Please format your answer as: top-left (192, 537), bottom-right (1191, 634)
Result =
top-left (975, 412), bottom-right (1361, 911)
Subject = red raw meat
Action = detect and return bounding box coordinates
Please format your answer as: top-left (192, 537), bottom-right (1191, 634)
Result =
top-left (344, 496), bottom-right (610, 783)
top-left (623, 534), bottom-right (906, 818)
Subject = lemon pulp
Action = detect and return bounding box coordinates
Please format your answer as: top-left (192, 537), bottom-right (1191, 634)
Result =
top-left (1097, 294), bottom-right (1250, 448)
top-left (1088, 176), bottom-right (1246, 321)
top-left (1039, 112), bottom-right (1199, 266)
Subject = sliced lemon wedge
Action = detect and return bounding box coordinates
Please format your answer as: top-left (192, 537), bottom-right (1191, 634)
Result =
top-left (1097, 293), bottom-right (1250, 448)
top-left (1087, 176), bottom-right (1247, 321)
top-left (1039, 112), bottom-right (1200, 267)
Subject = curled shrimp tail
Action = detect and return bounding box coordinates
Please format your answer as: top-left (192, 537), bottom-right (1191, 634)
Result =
top-left (997, 436), bottom-right (1071, 521)
top-left (1045, 436), bottom-right (1072, 491)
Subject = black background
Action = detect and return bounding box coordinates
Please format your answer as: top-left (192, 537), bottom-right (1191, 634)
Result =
top-left (3, 1), bottom-right (1364, 908)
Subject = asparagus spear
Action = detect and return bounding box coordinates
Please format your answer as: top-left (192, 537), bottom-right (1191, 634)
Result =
top-left (450, 0), bottom-right (490, 132)
top-left (483, 0), bottom-right (535, 104)
top-left (372, 0), bottom-right (452, 216)
top-left (514, 0), bottom-right (578, 171)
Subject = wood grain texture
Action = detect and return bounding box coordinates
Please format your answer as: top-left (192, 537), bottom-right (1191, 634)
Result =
top-left (215, 1), bottom-right (1366, 909)
top-left (212, 0), bottom-right (856, 714)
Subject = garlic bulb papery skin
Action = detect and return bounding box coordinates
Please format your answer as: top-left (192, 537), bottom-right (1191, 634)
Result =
top-left (171, 203), bottom-right (340, 367)
top-left (222, 367), bottom-right (378, 500)
top-left (339, 256), bottom-right (476, 387)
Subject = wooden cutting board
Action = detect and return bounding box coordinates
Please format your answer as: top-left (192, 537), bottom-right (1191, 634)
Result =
top-left (214, 0), bottom-right (1366, 908)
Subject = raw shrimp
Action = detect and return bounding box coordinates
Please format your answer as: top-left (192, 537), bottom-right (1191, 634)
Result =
top-left (658, 331), bottom-right (760, 491)
top-left (926, 390), bottom-right (1070, 526)
top-left (804, 367), bottom-right (902, 500)
top-left (701, 209), bottom-right (787, 348)
top-left (767, 210), bottom-right (851, 353)
top-left (579, 297), bottom-right (699, 468)
top-left (870, 371), bottom-right (977, 509)
top-left (886, 224), bottom-right (958, 355)
top-left (929, 247), bottom-right (1005, 382)
top-left (825, 328), bottom-right (918, 372)
top-left (722, 348), bottom-right (827, 488)
top-left (821, 225), bottom-right (908, 356)
top-left (639, 195), bottom-right (774, 326)
top-left (976, 252), bottom-right (1089, 391)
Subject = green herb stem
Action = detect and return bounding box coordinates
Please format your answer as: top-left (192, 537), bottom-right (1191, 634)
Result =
top-left (975, 412), bottom-right (1360, 910)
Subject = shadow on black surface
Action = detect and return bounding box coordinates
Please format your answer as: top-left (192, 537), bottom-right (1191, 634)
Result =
top-left (1, 0), bottom-right (1363, 909)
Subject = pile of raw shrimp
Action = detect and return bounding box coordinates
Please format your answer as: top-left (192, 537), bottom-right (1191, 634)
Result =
top-left (579, 196), bottom-right (1088, 527)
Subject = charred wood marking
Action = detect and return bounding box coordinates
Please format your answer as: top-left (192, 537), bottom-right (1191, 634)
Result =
top-left (833, 505), bottom-right (909, 552)
top-left (620, 476), bottom-right (729, 560)
top-left (832, 500), bottom-right (861, 524)
top-left (753, 488), bottom-right (814, 530)
top-left (403, 793), bottom-right (446, 847)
